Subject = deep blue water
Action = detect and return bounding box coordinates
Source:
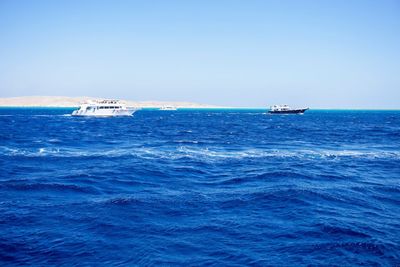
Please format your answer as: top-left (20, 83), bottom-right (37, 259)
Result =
top-left (1, 108), bottom-right (400, 266)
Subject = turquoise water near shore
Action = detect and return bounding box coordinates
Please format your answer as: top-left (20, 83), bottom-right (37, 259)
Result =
top-left (1, 108), bottom-right (399, 265)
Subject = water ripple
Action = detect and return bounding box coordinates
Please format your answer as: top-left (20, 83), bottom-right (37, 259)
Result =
top-left (1, 108), bottom-right (400, 266)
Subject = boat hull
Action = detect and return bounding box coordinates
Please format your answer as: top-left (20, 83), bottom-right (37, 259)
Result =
top-left (268, 108), bottom-right (309, 114)
top-left (71, 109), bottom-right (137, 117)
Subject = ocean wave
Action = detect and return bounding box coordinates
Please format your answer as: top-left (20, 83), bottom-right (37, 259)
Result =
top-left (1, 145), bottom-right (399, 161)
top-left (30, 114), bottom-right (73, 117)
top-left (176, 147), bottom-right (400, 161)
top-left (2, 109), bottom-right (400, 266)
top-left (0, 114), bottom-right (72, 118)
top-left (312, 241), bottom-right (388, 256)
top-left (173, 140), bottom-right (199, 144)
top-left (0, 182), bottom-right (97, 194)
top-left (212, 171), bottom-right (314, 186)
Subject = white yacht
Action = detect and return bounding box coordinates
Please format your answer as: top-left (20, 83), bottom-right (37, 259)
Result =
top-left (71, 100), bottom-right (137, 117)
top-left (268, 105), bottom-right (309, 114)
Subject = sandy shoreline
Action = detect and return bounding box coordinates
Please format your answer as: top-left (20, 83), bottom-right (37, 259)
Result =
top-left (0, 96), bottom-right (222, 108)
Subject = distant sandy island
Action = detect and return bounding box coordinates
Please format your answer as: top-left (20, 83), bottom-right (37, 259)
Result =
top-left (0, 96), bottom-right (222, 108)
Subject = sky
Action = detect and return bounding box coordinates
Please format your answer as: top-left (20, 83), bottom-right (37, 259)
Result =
top-left (0, 0), bottom-right (399, 108)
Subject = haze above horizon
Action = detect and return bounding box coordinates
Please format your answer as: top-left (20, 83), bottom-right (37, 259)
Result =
top-left (0, 0), bottom-right (399, 108)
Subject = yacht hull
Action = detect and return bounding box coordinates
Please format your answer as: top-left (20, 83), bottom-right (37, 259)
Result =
top-left (268, 108), bottom-right (309, 114)
top-left (71, 109), bottom-right (136, 117)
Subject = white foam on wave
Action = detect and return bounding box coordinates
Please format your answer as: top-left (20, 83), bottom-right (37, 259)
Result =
top-left (1, 145), bottom-right (399, 161)
top-left (312, 149), bottom-right (400, 159)
top-left (174, 140), bottom-right (199, 144)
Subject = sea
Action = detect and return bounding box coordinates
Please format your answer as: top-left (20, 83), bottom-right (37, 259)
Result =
top-left (0, 108), bottom-right (399, 266)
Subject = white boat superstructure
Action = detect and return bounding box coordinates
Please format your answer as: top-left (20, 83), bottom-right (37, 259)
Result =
top-left (72, 100), bottom-right (137, 116)
top-left (270, 105), bottom-right (291, 112)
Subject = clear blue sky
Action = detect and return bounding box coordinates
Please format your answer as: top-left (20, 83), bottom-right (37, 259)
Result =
top-left (0, 0), bottom-right (399, 108)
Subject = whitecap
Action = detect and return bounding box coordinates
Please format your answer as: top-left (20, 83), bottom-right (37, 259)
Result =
top-left (1, 145), bottom-right (399, 161)
top-left (174, 140), bottom-right (199, 144)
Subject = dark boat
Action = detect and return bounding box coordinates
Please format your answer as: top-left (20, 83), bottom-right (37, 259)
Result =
top-left (268, 105), bottom-right (309, 114)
